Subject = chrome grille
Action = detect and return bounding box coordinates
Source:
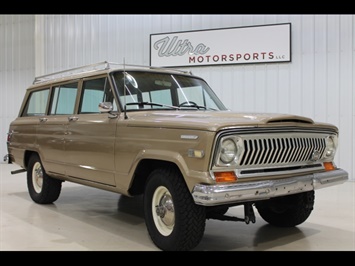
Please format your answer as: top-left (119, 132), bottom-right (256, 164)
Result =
top-left (239, 135), bottom-right (326, 166)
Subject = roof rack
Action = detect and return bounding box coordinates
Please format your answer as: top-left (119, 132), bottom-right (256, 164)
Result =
top-left (33, 61), bottom-right (191, 84)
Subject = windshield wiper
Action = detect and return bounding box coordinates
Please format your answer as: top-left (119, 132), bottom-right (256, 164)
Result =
top-left (177, 101), bottom-right (208, 110)
top-left (125, 102), bottom-right (178, 110)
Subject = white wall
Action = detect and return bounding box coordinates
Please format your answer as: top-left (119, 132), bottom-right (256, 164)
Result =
top-left (0, 15), bottom-right (35, 163)
top-left (1, 14), bottom-right (354, 181)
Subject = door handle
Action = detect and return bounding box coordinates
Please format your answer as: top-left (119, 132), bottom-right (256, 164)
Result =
top-left (68, 116), bottom-right (79, 122)
top-left (39, 117), bottom-right (48, 122)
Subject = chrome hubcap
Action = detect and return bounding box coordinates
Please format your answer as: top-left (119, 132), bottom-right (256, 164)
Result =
top-left (155, 193), bottom-right (174, 227)
top-left (32, 162), bottom-right (43, 193)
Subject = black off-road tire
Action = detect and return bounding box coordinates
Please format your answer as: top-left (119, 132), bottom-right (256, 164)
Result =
top-left (27, 154), bottom-right (62, 204)
top-left (255, 191), bottom-right (315, 227)
top-left (144, 167), bottom-right (206, 251)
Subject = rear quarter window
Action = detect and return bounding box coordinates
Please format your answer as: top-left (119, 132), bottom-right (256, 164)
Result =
top-left (21, 88), bottom-right (49, 116)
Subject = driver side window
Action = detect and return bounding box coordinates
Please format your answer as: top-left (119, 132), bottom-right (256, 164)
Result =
top-left (79, 77), bottom-right (117, 113)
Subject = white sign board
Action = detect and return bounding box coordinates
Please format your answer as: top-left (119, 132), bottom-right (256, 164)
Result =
top-left (150, 23), bottom-right (291, 67)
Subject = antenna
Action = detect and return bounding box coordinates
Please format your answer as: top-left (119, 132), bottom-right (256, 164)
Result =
top-left (123, 58), bottom-right (128, 119)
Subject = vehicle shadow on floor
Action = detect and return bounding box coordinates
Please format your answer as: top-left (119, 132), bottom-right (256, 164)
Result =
top-left (11, 186), bottom-right (320, 251)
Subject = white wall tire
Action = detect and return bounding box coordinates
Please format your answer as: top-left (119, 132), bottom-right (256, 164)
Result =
top-left (151, 185), bottom-right (175, 236)
top-left (32, 161), bottom-right (44, 194)
top-left (144, 167), bottom-right (206, 251)
top-left (27, 154), bottom-right (62, 204)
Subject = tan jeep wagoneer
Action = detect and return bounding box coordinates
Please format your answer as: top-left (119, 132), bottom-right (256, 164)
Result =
top-left (6, 61), bottom-right (348, 251)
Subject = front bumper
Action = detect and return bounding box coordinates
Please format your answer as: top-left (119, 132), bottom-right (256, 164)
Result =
top-left (192, 168), bottom-right (349, 206)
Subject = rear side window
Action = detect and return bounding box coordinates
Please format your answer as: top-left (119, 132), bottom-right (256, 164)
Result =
top-left (22, 88), bottom-right (49, 116)
top-left (50, 82), bottom-right (78, 115)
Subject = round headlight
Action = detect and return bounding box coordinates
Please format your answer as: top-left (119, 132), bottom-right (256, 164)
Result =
top-left (220, 138), bottom-right (237, 164)
top-left (324, 136), bottom-right (337, 158)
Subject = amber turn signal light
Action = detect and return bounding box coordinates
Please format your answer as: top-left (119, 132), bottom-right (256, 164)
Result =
top-left (214, 171), bottom-right (237, 183)
top-left (323, 162), bottom-right (336, 171)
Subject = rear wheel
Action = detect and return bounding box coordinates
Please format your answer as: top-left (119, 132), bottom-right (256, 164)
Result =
top-left (144, 167), bottom-right (206, 251)
top-left (27, 154), bottom-right (62, 204)
top-left (255, 191), bottom-right (315, 227)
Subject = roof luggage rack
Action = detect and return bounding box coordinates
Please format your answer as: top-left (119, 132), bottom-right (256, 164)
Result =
top-left (33, 61), bottom-right (191, 84)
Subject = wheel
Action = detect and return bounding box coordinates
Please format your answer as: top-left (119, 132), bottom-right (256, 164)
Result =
top-left (255, 191), bottom-right (315, 227)
top-left (27, 154), bottom-right (62, 204)
top-left (143, 167), bottom-right (206, 251)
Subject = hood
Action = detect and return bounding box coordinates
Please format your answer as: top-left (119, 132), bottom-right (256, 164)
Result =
top-left (124, 110), bottom-right (335, 132)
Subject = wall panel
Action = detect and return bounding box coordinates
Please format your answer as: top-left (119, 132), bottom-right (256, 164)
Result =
top-left (278, 64), bottom-right (291, 113)
top-left (0, 15), bottom-right (35, 162)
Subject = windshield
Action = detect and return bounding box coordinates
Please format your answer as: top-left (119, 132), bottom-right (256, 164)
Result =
top-left (111, 71), bottom-right (227, 111)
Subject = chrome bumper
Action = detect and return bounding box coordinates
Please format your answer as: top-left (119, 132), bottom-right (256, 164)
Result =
top-left (192, 169), bottom-right (349, 206)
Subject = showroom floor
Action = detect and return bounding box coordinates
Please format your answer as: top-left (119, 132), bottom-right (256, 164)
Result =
top-left (0, 162), bottom-right (354, 251)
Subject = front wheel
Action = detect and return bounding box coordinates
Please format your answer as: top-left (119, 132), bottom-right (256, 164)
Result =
top-left (27, 154), bottom-right (62, 204)
top-left (144, 167), bottom-right (206, 251)
top-left (255, 191), bottom-right (315, 227)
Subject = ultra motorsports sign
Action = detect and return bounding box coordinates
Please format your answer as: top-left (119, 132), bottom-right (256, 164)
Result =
top-left (150, 23), bottom-right (291, 67)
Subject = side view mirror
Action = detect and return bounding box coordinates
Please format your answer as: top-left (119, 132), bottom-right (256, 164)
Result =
top-left (98, 102), bottom-right (113, 113)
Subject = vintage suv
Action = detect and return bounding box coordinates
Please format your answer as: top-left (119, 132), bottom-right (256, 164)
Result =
top-left (6, 61), bottom-right (348, 251)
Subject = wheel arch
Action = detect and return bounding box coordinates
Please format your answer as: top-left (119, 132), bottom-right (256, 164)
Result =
top-left (128, 159), bottom-right (181, 196)
top-left (127, 149), bottom-right (211, 196)
top-left (23, 150), bottom-right (39, 169)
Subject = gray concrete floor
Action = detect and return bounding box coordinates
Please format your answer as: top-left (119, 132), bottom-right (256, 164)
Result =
top-left (1, 162), bottom-right (354, 251)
